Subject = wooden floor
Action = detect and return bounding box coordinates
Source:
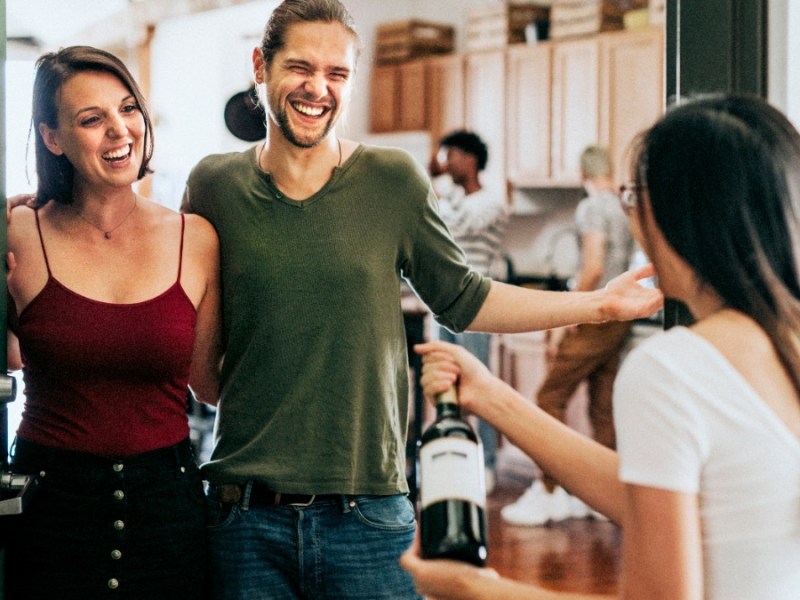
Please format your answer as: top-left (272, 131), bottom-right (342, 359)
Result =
top-left (484, 464), bottom-right (621, 595)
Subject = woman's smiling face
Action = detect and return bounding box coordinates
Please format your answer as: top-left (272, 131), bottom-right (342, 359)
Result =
top-left (38, 70), bottom-right (145, 190)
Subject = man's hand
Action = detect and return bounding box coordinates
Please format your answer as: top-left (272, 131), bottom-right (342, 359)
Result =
top-left (600, 263), bottom-right (663, 322)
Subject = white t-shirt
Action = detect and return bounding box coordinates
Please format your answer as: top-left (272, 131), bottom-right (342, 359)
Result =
top-left (614, 327), bottom-right (800, 599)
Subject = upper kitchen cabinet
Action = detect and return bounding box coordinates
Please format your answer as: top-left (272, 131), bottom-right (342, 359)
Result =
top-left (506, 27), bottom-right (664, 188)
top-left (464, 50), bottom-right (507, 198)
top-left (369, 19), bottom-right (456, 135)
top-left (397, 59), bottom-right (429, 131)
top-left (425, 53), bottom-right (466, 150)
top-left (369, 60), bottom-right (429, 133)
top-left (369, 64), bottom-right (400, 134)
top-left (506, 43), bottom-right (552, 186)
top-left (551, 36), bottom-right (601, 185)
top-left (599, 27), bottom-right (664, 182)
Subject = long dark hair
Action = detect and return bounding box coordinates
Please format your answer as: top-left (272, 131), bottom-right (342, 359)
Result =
top-left (32, 45), bottom-right (154, 206)
top-left (259, 0), bottom-right (362, 68)
top-left (632, 94), bottom-right (800, 394)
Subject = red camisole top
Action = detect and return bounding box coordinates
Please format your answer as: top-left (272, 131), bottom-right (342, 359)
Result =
top-left (11, 210), bottom-right (198, 456)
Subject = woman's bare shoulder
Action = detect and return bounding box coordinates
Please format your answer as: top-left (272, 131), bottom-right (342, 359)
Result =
top-left (182, 212), bottom-right (219, 249)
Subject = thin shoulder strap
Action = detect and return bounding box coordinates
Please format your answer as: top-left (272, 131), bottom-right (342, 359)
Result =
top-left (33, 208), bottom-right (52, 276)
top-left (177, 213), bottom-right (186, 283)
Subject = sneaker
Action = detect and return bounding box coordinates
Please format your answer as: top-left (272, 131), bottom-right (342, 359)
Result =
top-left (500, 481), bottom-right (576, 526)
top-left (484, 468), bottom-right (497, 495)
top-left (569, 493), bottom-right (591, 519)
top-left (569, 494), bottom-right (610, 521)
top-left (589, 508), bottom-right (610, 521)
top-left (546, 485), bottom-right (576, 522)
top-left (501, 480), bottom-right (550, 526)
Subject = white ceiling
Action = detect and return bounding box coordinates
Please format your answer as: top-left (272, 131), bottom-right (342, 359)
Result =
top-left (6, 0), bottom-right (130, 48)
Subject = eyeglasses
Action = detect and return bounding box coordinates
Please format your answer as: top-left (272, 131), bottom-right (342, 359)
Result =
top-left (618, 183), bottom-right (639, 215)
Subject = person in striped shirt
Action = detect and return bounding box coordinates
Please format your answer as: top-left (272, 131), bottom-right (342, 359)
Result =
top-left (429, 129), bottom-right (509, 491)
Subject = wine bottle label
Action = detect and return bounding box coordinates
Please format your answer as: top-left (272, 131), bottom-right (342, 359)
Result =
top-left (419, 437), bottom-right (486, 509)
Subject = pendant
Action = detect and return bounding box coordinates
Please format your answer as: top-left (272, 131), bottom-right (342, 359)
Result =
top-left (104, 232), bottom-right (112, 239)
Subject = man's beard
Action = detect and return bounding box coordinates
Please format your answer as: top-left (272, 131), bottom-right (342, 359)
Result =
top-left (274, 107), bottom-right (335, 149)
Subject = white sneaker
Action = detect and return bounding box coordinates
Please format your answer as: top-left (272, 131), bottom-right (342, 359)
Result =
top-left (568, 494), bottom-right (610, 521)
top-left (484, 468), bottom-right (497, 495)
top-left (546, 486), bottom-right (576, 522)
top-left (569, 493), bottom-right (591, 519)
top-left (501, 480), bottom-right (550, 526)
top-left (500, 482), bottom-right (576, 526)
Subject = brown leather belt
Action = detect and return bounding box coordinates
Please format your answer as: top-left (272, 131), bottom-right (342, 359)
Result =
top-left (217, 483), bottom-right (333, 506)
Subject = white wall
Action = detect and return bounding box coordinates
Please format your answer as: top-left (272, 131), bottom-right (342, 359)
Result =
top-left (148, 1), bottom-right (279, 209)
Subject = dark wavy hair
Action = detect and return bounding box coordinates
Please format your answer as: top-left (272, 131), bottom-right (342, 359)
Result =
top-left (32, 45), bottom-right (154, 206)
top-left (260, 0), bottom-right (362, 68)
top-left (438, 130), bottom-right (489, 172)
top-left (631, 94), bottom-right (800, 394)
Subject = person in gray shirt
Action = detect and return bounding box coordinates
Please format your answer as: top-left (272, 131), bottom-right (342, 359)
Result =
top-left (501, 145), bottom-right (635, 527)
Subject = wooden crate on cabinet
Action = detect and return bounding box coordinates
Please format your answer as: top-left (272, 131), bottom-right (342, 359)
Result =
top-left (375, 20), bottom-right (455, 65)
top-left (506, 43), bottom-right (553, 187)
top-left (549, 0), bottom-right (602, 39)
top-left (466, 2), bottom-right (550, 51)
top-left (550, 0), bottom-right (649, 39)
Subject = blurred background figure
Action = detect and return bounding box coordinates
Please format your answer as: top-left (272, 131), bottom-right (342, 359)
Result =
top-left (429, 130), bottom-right (509, 492)
top-left (501, 144), bottom-right (633, 525)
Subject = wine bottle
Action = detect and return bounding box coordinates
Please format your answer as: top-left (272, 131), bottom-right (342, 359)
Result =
top-left (418, 386), bottom-right (488, 566)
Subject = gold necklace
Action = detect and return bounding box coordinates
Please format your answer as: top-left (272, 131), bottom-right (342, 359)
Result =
top-left (74, 195), bottom-right (138, 239)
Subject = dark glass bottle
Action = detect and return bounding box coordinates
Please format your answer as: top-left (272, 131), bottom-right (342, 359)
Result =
top-left (418, 387), bottom-right (488, 566)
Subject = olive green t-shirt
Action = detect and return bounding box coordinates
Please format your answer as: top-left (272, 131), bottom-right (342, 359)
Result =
top-left (183, 144), bottom-right (490, 494)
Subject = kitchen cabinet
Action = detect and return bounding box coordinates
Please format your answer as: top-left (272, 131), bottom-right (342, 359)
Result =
top-left (397, 60), bottom-right (428, 131)
top-left (425, 53), bottom-right (466, 149)
top-left (551, 36), bottom-right (601, 185)
top-left (600, 27), bottom-right (664, 182)
top-left (506, 43), bottom-right (552, 186)
top-left (506, 27), bottom-right (664, 188)
top-left (370, 27), bottom-right (664, 191)
top-left (369, 64), bottom-right (400, 133)
top-left (369, 60), bottom-right (428, 133)
top-left (464, 50), bottom-right (507, 198)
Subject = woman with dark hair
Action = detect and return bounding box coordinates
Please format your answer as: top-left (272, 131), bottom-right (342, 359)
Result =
top-left (401, 94), bottom-right (800, 599)
top-left (4, 46), bottom-right (221, 599)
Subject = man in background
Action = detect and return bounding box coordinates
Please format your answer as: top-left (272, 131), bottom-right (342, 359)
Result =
top-left (429, 130), bottom-right (509, 492)
top-left (501, 144), bottom-right (635, 526)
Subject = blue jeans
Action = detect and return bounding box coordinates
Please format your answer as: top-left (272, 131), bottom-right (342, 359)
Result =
top-left (438, 328), bottom-right (497, 470)
top-left (206, 485), bottom-right (420, 600)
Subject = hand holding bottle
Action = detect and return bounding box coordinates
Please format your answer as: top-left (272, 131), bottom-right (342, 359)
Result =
top-left (400, 533), bottom-right (500, 600)
top-left (415, 340), bottom-right (500, 421)
top-left (417, 383), bottom-right (488, 566)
